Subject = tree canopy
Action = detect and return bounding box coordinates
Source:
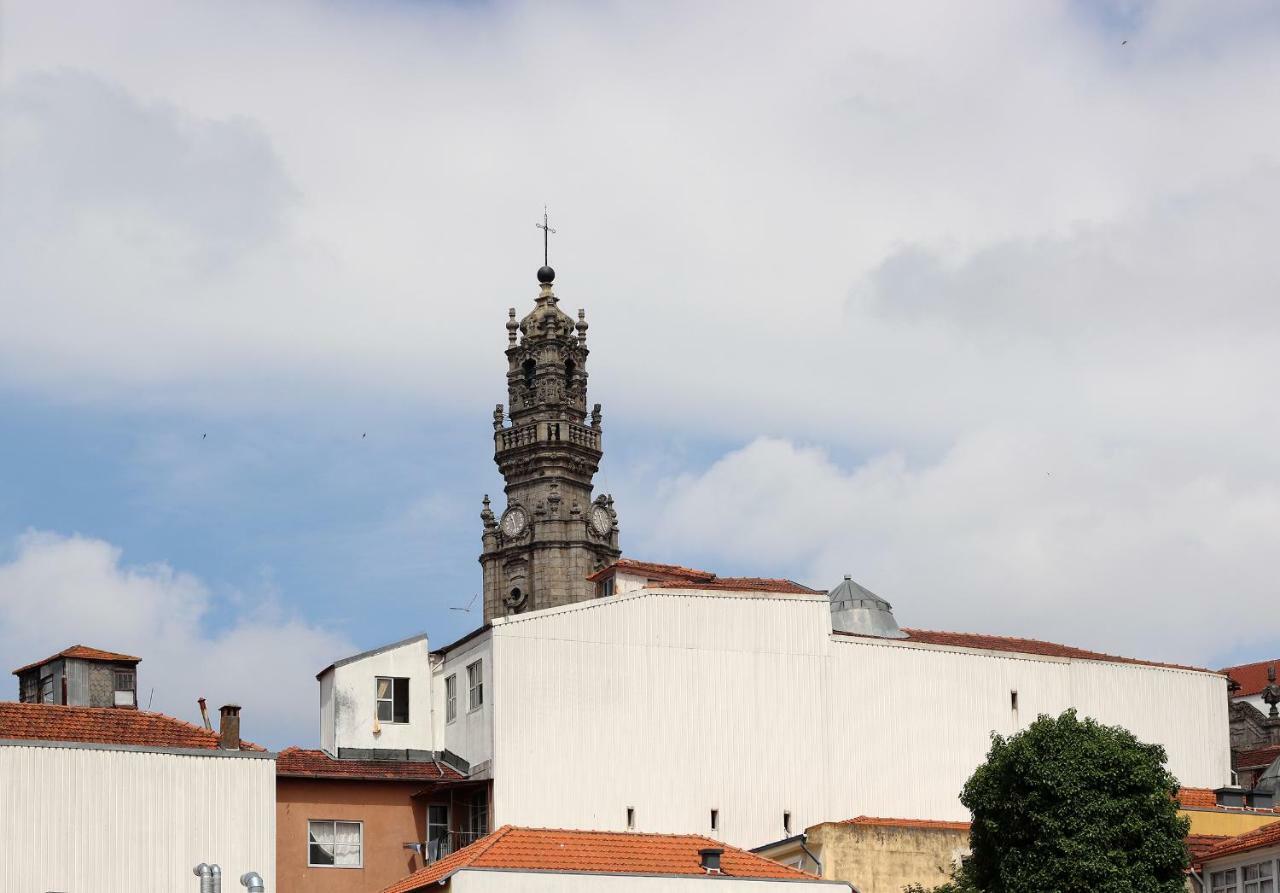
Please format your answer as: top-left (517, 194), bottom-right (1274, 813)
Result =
top-left (911, 709), bottom-right (1190, 893)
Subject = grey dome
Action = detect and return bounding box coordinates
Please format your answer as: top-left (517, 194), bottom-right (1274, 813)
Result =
top-left (829, 575), bottom-right (907, 638)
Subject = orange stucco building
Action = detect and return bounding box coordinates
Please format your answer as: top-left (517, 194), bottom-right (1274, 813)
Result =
top-left (276, 747), bottom-right (489, 893)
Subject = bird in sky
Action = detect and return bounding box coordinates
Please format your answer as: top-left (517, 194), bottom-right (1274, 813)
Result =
top-left (1122, 39), bottom-right (1128, 45)
top-left (451, 593), bottom-right (479, 613)
top-left (202, 433), bottom-right (206, 439)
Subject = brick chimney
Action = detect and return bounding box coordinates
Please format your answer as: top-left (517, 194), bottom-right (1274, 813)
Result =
top-left (218, 704), bottom-right (242, 750)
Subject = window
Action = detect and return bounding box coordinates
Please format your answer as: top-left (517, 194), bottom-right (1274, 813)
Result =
top-left (427, 805), bottom-right (449, 861)
top-left (1010, 690), bottom-right (1018, 711)
top-left (114, 669), bottom-right (136, 707)
top-left (626, 807), bottom-right (635, 830)
top-left (467, 661), bottom-right (483, 711)
top-left (599, 577), bottom-right (615, 598)
top-left (522, 358), bottom-right (536, 388)
top-left (39, 675), bottom-right (53, 704)
top-left (1244, 861), bottom-right (1275, 893)
top-left (469, 791), bottom-right (488, 838)
top-left (376, 677), bottom-right (410, 723)
top-left (19, 675), bottom-right (37, 704)
top-left (710, 809), bottom-right (719, 831)
top-left (565, 359), bottom-right (575, 388)
top-left (308, 820), bottom-right (362, 868)
top-left (783, 811), bottom-right (792, 834)
top-left (445, 674), bottom-right (457, 723)
top-left (1211, 868), bottom-right (1237, 893)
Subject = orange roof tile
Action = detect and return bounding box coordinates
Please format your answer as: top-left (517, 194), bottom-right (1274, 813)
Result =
top-left (276, 747), bottom-right (464, 782)
top-left (1176, 787), bottom-right (1280, 814)
top-left (0, 702), bottom-right (261, 751)
top-left (1236, 745), bottom-right (1280, 770)
top-left (1199, 820), bottom-right (1280, 863)
top-left (646, 578), bottom-right (819, 594)
top-left (834, 627), bottom-right (1215, 674)
top-left (839, 816), bottom-right (971, 832)
top-left (12, 645), bottom-right (141, 676)
top-left (587, 559), bottom-right (716, 584)
top-left (1223, 659), bottom-right (1279, 698)
top-left (1186, 834), bottom-right (1231, 861)
top-left (379, 826), bottom-right (821, 892)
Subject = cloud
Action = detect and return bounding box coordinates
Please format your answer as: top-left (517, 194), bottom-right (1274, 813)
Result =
top-left (0, 530), bottom-right (353, 748)
top-left (639, 434), bottom-right (1280, 667)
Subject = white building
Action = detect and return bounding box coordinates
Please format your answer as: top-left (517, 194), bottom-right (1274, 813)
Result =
top-left (318, 559), bottom-right (1232, 850)
top-left (0, 700), bottom-right (275, 893)
top-left (1193, 820), bottom-right (1280, 893)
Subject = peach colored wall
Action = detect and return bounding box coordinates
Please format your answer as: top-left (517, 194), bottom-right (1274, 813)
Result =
top-left (277, 778), bottom-right (448, 893)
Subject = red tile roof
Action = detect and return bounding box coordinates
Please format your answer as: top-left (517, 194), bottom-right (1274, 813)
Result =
top-left (589, 559), bottom-right (818, 595)
top-left (380, 826), bottom-right (821, 892)
top-left (276, 747), bottom-right (464, 781)
top-left (1199, 820), bottom-right (1280, 864)
top-left (0, 702), bottom-right (261, 751)
top-left (12, 645), bottom-right (141, 676)
top-left (833, 627), bottom-right (1214, 674)
top-left (587, 559), bottom-right (717, 584)
top-left (1186, 834), bottom-right (1232, 861)
top-left (1177, 787), bottom-right (1280, 814)
top-left (1223, 660), bottom-right (1278, 697)
top-left (839, 816), bottom-right (971, 832)
top-left (646, 578), bottom-right (819, 594)
top-left (1236, 745), bottom-right (1280, 770)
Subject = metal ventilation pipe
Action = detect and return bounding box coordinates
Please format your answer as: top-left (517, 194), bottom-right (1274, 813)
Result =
top-left (240, 871), bottom-right (265, 892)
top-left (193, 863), bottom-right (217, 893)
top-left (211, 864), bottom-right (222, 893)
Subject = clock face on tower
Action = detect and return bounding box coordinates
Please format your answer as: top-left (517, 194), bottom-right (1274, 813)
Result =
top-left (500, 506), bottom-right (528, 538)
top-left (590, 505), bottom-right (612, 536)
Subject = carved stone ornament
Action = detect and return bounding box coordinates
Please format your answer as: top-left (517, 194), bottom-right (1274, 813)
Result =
top-left (1264, 664), bottom-right (1280, 719)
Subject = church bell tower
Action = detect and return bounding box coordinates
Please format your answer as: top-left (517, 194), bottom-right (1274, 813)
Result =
top-left (479, 259), bottom-right (620, 622)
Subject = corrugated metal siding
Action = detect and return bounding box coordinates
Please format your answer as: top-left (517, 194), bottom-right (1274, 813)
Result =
top-left (0, 744), bottom-right (275, 893)
top-left (451, 869), bottom-right (849, 891)
top-left (490, 592), bottom-right (1230, 849)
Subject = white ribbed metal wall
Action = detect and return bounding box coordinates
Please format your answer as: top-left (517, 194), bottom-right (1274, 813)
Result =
top-left (488, 590), bottom-right (1230, 849)
top-left (449, 869), bottom-right (850, 891)
top-left (0, 742), bottom-right (275, 893)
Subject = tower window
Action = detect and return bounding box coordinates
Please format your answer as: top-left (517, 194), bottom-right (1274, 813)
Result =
top-left (522, 358), bottom-right (536, 388)
top-left (565, 358), bottom-right (575, 388)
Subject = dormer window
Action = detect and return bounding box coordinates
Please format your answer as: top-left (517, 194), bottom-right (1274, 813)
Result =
top-left (113, 669), bottom-right (136, 707)
top-left (376, 676), bottom-right (410, 723)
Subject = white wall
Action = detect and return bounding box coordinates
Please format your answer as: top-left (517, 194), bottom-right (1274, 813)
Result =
top-left (319, 669), bottom-right (335, 755)
top-left (330, 637), bottom-right (435, 753)
top-left (489, 589), bottom-right (1232, 849)
top-left (440, 632), bottom-right (494, 771)
top-left (0, 742), bottom-right (275, 893)
top-left (450, 870), bottom-right (850, 892)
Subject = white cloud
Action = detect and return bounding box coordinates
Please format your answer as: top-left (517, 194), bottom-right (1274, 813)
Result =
top-left (638, 434), bottom-right (1280, 666)
top-left (0, 530), bottom-right (352, 748)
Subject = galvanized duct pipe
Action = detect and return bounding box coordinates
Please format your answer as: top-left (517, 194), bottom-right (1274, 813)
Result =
top-left (240, 871), bottom-right (265, 892)
top-left (193, 864), bottom-right (214, 893)
top-left (211, 864), bottom-right (222, 893)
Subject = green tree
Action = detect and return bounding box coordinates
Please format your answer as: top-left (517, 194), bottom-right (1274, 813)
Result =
top-left (920, 709), bottom-right (1190, 893)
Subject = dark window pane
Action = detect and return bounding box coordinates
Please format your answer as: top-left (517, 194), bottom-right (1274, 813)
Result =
top-left (393, 677), bottom-right (410, 723)
top-left (310, 843), bottom-right (335, 865)
top-left (376, 699), bottom-right (393, 722)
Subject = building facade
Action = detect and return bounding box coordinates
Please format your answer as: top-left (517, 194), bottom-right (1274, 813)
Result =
top-left (479, 265), bottom-right (620, 623)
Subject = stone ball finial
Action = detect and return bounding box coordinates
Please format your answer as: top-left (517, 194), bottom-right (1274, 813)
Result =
top-left (506, 308), bottom-right (519, 343)
top-left (576, 309), bottom-right (588, 340)
top-left (537, 265), bottom-right (556, 284)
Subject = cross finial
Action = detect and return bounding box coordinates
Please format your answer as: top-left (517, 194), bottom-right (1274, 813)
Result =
top-left (536, 206), bottom-right (556, 267)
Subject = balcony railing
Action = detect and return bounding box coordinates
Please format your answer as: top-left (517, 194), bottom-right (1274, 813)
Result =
top-left (497, 422), bottom-right (599, 452)
top-left (425, 830), bottom-right (488, 862)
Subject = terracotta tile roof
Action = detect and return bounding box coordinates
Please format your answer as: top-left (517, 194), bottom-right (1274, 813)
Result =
top-left (1236, 744), bottom-right (1280, 770)
top-left (1199, 820), bottom-right (1280, 864)
top-left (1223, 659), bottom-right (1278, 697)
top-left (587, 559), bottom-right (716, 584)
top-left (839, 816), bottom-right (971, 832)
top-left (380, 826), bottom-right (821, 892)
top-left (276, 747), bottom-right (464, 781)
top-left (646, 578), bottom-right (820, 594)
top-left (1179, 788), bottom-right (1219, 810)
top-left (834, 627), bottom-right (1215, 673)
top-left (12, 645), bottom-right (141, 676)
top-left (0, 702), bottom-right (261, 751)
top-left (1186, 834), bottom-right (1232, 861)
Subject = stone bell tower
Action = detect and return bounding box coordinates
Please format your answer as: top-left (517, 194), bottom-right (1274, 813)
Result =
top-left (479, 262), bottom-right (620, 621)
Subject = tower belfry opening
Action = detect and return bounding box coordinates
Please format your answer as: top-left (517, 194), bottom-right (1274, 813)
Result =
top-left (479, 244), bottom-right (620, 622)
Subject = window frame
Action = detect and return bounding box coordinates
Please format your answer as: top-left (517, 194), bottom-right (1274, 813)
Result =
top-left (467, 660), bottom-right (483, 712)
top-left (38, 674), bottom-right (53, 704)
top-left (445, 674), bottom-right (457, 723)
top-left (114, 669), bottom-right (137, 707)
top-left (427, 804), bottom-right (450, 861)
top-left (469, 790), bottom-right (489, 837)
top-left (307, 819), bottom-right (364, 869)
top-left (375, 676), bottom-right (410, 724)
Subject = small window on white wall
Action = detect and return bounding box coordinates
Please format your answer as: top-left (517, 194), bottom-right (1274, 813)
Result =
top-left (783, 811), bottom-right (792, 834)
top-left (309, 820), bottom-right (362, 867)
top-left (710, 809), bottom-right (719, 831)
top-left (626, 807), bottom-right (635, 829)
top-left (467, 660), bottom-right (483, 711)
top-left (376, 677), bottom-right (410, 723)
top-left (445, 674), bottom-right (457, 723)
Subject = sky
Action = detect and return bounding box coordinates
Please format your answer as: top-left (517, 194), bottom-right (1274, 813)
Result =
top-left (1, 0), bottom-right (1278, 750)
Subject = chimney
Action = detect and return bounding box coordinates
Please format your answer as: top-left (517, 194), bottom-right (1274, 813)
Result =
top-left (699, 847), bottom-right (723, 874)
top-left (198, 697), bottom-right (212, 731)
top-left (218, 704), bottom-right (241, 750)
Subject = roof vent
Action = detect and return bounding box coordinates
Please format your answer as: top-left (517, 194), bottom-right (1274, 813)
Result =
top-left (699, 847), bottom-right (723, 874)
top-left (828, 575), bottom-right (907, 639)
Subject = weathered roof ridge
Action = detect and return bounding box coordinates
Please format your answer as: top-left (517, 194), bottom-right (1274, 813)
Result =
top-left (839, 815), bottom-right (971, 831)
top-left (12, 645), bottom-right (142, 676)
top-left (1198, 819), bottom-right (1280, 864)
top-left (276, 746), bottom-right (465, 782)
top-left (0, 702), bottom-right (262, 751)
top-left (316, 632), bottom-right (429, 680)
